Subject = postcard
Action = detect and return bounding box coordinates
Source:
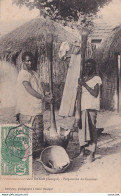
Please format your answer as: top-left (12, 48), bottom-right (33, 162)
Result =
top-left (0, 0), bottom-right (121, 193)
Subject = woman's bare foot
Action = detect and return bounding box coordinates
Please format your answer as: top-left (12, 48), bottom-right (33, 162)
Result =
top-left (84, 152), bottom-right (95, 163)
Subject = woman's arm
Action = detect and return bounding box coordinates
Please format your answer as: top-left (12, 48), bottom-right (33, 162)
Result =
top-left (78, 79), bottom-right (99, 97)
top-left (23, 81), bottom-right (54, 103)
top-left (23, 81), bottom-right (44, 99)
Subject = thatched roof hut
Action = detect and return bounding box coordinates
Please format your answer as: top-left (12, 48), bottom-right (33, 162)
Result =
top-left (95, 25), bottom-right (121, 112)
top-left (0, 17), bottom-right (79, 55)
top-left (0, 17), bottom-right (82, 83)
top-left (0, 16), bottom-right (95, 79)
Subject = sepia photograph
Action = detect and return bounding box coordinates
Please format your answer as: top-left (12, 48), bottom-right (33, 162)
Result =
top-left (0, 0), bottom-right (121, 193)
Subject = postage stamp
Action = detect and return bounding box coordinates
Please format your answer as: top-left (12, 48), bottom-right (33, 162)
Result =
top-left (0, 124), bottom-right (32, 178)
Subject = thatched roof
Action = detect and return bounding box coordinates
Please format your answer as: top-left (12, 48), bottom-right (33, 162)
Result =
top-left (0, 17), bottom-right (79, 60)
top-left (0, 17), bottom-right (95, 83)
top-left (89, 18), bottom-right (119, 41)
top-left (93, 25), bottom-right (121, 111)
top-left (95, 25), bottom-right (121, 62)
top-left (94, 24), bottom-right (121, 75)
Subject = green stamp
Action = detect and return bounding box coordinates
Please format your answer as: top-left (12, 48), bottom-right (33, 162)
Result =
top-left (1, 125), bottom-right (32, 176)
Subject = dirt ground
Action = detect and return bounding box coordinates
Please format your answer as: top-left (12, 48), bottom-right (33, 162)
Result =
top-left (0, 106), bottom-right (121, 192)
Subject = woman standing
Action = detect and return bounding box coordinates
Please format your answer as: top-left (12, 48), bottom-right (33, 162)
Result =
top-left (78, 58), bottom-right (102, 162)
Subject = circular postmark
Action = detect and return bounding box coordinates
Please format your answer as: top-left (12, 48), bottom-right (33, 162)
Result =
top-left (5, 124), bottom-right (33, 160)
top-left (13, 133), bottom-right (31, 152)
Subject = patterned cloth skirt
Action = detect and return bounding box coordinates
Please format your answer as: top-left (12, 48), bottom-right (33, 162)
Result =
top-left (19, 114), bottom-right (44, 158)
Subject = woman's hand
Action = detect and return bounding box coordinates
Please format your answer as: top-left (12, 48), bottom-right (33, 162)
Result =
top-left (77, 85), bottom-right (82, 92)
top-left (44, 94), bottom-right (54, 103)
top-left (78, 78), bottom-right (86, 87)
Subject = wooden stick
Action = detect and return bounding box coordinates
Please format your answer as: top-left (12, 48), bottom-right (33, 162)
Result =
top-left (46, 33), bottom-right (57, 131)
top-left (75, 28), bottom-right (89, 126)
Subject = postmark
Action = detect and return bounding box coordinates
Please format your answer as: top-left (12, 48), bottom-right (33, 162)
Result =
top-left (0, 124), bottom-right (32, 178)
